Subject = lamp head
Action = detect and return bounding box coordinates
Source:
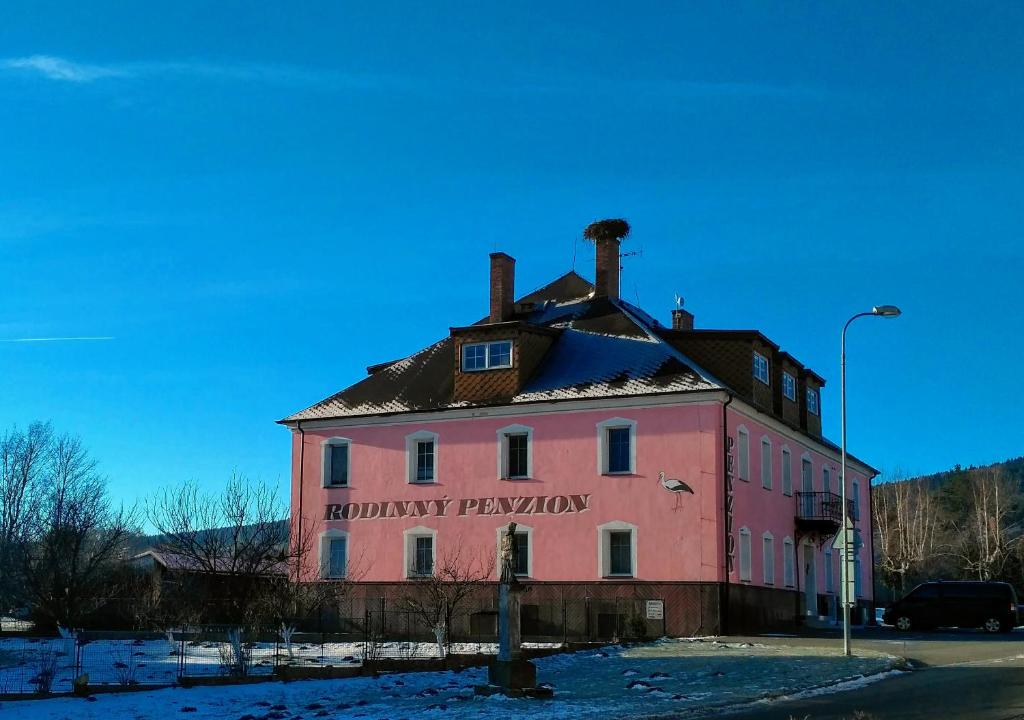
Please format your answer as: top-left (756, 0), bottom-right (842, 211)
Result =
top-left (872, 305), bottom-right (901, 318)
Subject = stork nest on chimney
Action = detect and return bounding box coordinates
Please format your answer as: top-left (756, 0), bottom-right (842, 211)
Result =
top-left (583, 218), bottom-right (630, 244)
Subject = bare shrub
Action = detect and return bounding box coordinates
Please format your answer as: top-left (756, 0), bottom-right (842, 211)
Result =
top-left (112, 641), bottom-right (138, 686)
top-left (218, 628), bottom-right (252, 677)
top-left (31, 646), bottom-right (59, 694)
top-left (399, 540), bottom-right (494, 659)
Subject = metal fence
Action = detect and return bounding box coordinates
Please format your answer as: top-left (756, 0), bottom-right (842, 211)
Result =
top-left (0, 582), bottom-right (719, 693)
top-left (176, 628), bottom-right (363, 678)
top-left (0, 635), bottom-right (78, 694)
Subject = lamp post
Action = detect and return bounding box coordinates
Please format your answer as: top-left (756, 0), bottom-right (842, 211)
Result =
top-left (841, 304), bottom-right (901, 657)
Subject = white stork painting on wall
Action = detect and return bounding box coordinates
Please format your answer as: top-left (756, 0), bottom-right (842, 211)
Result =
top-left (658, 470), bottom-right (694, 511)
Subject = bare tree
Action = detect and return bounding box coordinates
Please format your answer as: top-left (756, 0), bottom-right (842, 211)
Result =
top-left (0, 422), bottom-right (51, 609)
top-left (22, 434), bottom-right (139, 628)
top-left (399, 541), bottom-right (494, 658)
top-left (147, 475), bottom-right (317, 625)
top-left (952, 469), bottom-right (1020, 580)
top-left (873, 473), bottom-right (940, 594)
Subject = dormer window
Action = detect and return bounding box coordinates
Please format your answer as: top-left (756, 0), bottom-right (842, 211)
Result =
top-left (752, 352), bottom-right (770, 385)
top-left (782, 372), bottom-right (796, 401)
top-left (806, 387), bottom-right (820, 415)
top-left (461, 341), bottom-right (513, 371)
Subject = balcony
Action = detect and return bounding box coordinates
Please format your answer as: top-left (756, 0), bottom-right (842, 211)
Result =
top-left (795, 492), bottom-right (857, 535)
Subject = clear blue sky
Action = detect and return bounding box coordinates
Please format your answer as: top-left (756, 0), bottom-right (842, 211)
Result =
top-left (2, 2), bottom-right (1022, 508)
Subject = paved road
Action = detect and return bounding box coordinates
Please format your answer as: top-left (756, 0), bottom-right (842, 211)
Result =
top-left (707, 628), bottom-right (1024, 720)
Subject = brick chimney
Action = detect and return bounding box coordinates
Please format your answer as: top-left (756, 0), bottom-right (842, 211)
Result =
top-left (489, 252), bottom-right (515, 322)
top-left (671, 308), bottom-right (694, 330)
top-left (584, 219), bottom-right (629, 299)
top-left (594, 238), bottom-right (620, 299)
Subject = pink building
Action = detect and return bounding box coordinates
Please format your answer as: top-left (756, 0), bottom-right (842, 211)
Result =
top-left (280, 228), bottom-right (877, 636)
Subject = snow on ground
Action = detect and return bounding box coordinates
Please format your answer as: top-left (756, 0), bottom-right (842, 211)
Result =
top-left (0, 638), bottom-right (899, 719)
top-left (0, 637), bottom-right (562, 694)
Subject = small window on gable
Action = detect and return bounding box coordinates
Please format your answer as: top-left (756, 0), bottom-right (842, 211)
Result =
top-left (461, 341), bottom-right (513, 371)
top-left (322, 438), bottom-right (351, 488)
top-left (806, 387), bottom-right (820, 415)
top-left (753, 352), bottom-right (770, 385)
top-left (782, 372), bottom-right (797, 401)
top-left (406, 431), bottom-right (439, 484)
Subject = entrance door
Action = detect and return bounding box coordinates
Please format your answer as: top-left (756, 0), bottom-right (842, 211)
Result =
top-left (803, 542), bottom-right (817, 616)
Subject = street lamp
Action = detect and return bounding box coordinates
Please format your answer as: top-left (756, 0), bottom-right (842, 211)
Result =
top-left (840, 305), bottom-right (901, 657)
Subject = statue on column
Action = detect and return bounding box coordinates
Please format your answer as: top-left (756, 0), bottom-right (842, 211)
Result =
top-left (479, 521), bottom-right (549, 697)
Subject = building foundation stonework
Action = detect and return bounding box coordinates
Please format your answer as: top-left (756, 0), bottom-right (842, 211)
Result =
top-left (281, 225), bottom-right (878, 635)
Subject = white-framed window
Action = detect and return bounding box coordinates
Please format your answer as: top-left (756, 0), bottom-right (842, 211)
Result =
top-left (737, 426), bottom-right (749, 482)
top-left (851, 479), bottom-right (861, 520)
top-left (597, 521), bottom-right (637, 578)
top-left (823, 467), bottom-right (831, 494)
top-left (783, 537), bottom-right (795, 587)
top-left (760, 437), bottom-right (772, 490)
top-left (824, 547), bottom-right (834, 593)
top-left (854, 553), bottom-right (863, 598)
top-left (781, 447), bottom-right (792, 496)
top-left (405, 430), bottom-right (439, 484)
top-left (318, 529), bottom-right (349, 579)
top-left (461, 340), bottom-right (513, 371)
top-left (806, 387), bottom-right (820, 415)
top-left (495, 523), bottom-right (532, 577)
top-left (321, 437), bottom-right (351, 488)
top-left (596, 418), bottom-right (637, 475)
top-left (762, 532), bottom-right (775, 585)
top-left (497, 424), bottom-right (533, 480)
top-left (801, 456), bottom-right (813, 490)
top-left (738, 527), bottom-right (752, 582)
top-left (752, 351), bottom-right (770, 385)
top-left (782, 372), bottom-right (797, 401)
top-left (403, 525), bottom-right (436, 578)
top-left (800, 456), bottom-right (814, 515)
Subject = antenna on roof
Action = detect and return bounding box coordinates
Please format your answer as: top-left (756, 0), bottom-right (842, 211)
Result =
top-left (674, 294), bottom-right (685, 310)
top-left (619, 247), bottom-right (642, 276)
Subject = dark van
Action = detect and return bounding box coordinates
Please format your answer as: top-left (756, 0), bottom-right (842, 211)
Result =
top-left (883, 581), bottom-right (1019, 633)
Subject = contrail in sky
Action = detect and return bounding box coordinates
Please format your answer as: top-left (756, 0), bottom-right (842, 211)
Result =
top-left (0, 336), bottom-right (115, 343)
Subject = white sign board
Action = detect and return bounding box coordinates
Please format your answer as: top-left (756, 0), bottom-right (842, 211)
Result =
top-left (832, 517), bottom-right (855, 550)
top-left (835, 518), bottom-right (857, 607)
top-left (645, 600), bottom-right (664, 620)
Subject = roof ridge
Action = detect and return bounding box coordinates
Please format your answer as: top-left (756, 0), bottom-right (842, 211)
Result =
top-left (611, 298), bottom-right (727, 391)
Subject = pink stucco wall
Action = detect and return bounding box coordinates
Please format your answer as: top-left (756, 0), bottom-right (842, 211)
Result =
top-left (289, 399), bottom-right (873, 602)
top-left (292, 403), bottom-right (724, 583)
top-left (725, 407), bottom-right (873, 604)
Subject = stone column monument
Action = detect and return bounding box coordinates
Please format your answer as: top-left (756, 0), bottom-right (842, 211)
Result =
top-left (480, 522), bottom-right (549, 697)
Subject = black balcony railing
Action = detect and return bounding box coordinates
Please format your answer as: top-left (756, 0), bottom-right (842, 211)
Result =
top-left (795, 491), bottom-right (857, 525)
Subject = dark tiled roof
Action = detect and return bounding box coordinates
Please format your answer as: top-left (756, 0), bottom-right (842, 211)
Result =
top-left (281, 271), bottom-right (721, 422)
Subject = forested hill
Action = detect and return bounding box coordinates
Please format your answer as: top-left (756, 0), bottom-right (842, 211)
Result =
top-left (913, 456), bottom-right (1024, 493)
